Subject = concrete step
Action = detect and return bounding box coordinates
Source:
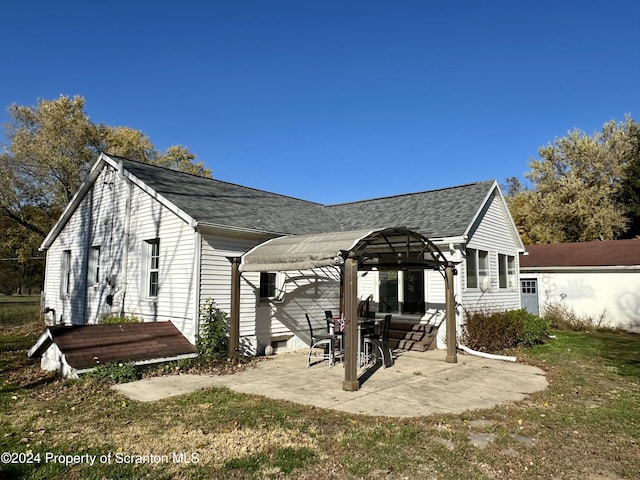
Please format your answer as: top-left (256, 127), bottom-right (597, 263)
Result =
top-left (389, 337), bottom-right (436, 352)
top-left (386, 320), bottom-right (439, 351)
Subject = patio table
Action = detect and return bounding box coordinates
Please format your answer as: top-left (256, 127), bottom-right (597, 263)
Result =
top-left (329, 316), bottom-right (382, 367)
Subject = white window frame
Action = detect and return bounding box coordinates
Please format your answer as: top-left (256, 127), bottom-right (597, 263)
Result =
top-left (61, 250), bottom-right (72, 297)
top-left (498, 253), bottom-right (516, 289)
top-left (466, 248), bottom-right (490, 290)
top-left (89, 246), bottom-right (101, 286)
top-left (143, 239), bottom-right (160, 299)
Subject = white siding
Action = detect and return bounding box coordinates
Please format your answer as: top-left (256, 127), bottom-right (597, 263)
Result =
top-left (259, 267), bottom-right (340, 352)
top-left (122, 177), bottom-right (198, 340)
top-left (462, 191), bottom-right (522, 313)
top-left (199, 233), bottom-right (264, 352)
top-left (41, 164), bottom-right (199, 342)
top-left (199, 232), bottom-right (341, 354)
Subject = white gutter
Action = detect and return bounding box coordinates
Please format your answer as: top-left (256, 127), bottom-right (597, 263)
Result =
top-left (429, 235), bottom-right (468, 246)
top-left (194, 220), bottom-right (288, 237)
top-left (193, 231), bottom-right (202, 341)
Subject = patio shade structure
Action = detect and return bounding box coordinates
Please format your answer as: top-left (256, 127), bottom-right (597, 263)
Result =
top-left (228, 227), bottom-right (458, 391)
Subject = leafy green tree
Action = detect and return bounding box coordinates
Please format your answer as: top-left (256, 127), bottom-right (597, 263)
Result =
top-left (507, 116), bottom-right (639, 243)
top-left (0, 95), bottom-right (211, 291)
top-left (617, 120), bottom-right (640, 238)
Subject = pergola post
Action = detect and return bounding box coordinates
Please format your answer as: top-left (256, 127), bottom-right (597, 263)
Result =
top-left (342, 254), bottom-right (360, 391)
top-left (445, 262), bottom-right (458, 363)
top-left (228, 256), bottom-right (241, 363)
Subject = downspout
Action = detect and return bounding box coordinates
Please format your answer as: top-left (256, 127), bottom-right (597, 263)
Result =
top-left (458, 344), bottom-right (517, 362)
top-left (192, 230), bottom-right (202, 343)
top-left (119, 162), bottom-right (132, 317)
top-left (82, 188), bottom-right (94, 325)
top-left (228, 257), bottom-right (241, 363)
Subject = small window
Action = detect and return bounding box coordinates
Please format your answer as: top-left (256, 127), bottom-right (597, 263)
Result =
top-left (89, 246), bottom-right (101, 285)
top-left (522, 279), bottom-right (536, 294)
top-left (61, 250), bottom-right (71, 296)
top-left (146, 239), bottom-right (160, 298)
top-left (466, 248), bottom-right (478, 288)
top-left (259, 272), bottom-right (277, 299)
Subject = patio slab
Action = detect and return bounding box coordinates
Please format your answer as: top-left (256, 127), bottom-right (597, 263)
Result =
top-left (112, 350), bottom-right (548, 417)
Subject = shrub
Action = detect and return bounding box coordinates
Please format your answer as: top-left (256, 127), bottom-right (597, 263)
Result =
top-left (461, 308), bottom-right (550, 352)
top-left (542, 301), bottom-right (608, 331)
top-left (100, 313), bottom-right (141, 324)
top-left (87, 361), bottom-right (139, 383)
top-left (197, 298), bottom-right (229, 360)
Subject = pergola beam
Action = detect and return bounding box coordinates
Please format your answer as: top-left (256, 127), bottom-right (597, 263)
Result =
top-left (342, 254), bottom-right (360, 391)
top-left (228, 256), bottom-right (241, 363)
top-left (445, 262), bottom-right (458, 363)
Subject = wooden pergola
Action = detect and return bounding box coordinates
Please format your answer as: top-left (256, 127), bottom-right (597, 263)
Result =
top-left (228, 227), bottom-right (458, 391)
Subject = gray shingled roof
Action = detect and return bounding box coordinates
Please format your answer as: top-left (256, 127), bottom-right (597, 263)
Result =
top-left (116, 157), bottom-right (495, 239)
top-left (327, 181), bottom-right (495, 238)
top-left (118, 157), bottom-right (341, 235)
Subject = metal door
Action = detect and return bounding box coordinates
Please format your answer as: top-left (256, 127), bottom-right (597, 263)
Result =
top-left (520, 278), bottom-right (539, 316)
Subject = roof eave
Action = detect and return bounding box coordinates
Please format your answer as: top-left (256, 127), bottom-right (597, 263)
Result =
top-left (39, 155), bottom-right (109, 251)
top-left (194, 221), bottom-right (290, 238)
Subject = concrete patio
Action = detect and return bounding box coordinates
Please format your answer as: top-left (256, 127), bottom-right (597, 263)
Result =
top-left (113, 350), bottom-right (548, 417)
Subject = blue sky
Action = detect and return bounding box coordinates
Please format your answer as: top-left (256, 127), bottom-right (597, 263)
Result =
top-left (1, 0), bottom-right (638, 204)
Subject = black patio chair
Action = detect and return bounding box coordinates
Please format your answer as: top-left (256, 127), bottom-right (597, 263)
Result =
top-left (306, 313), bottom-right (339, 367)
top-left (362, 314), bottom-right (393, 368)
top-left (325, 311), bottom-right (344, 360)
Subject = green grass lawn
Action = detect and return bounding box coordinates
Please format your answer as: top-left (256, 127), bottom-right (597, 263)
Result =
top-left (1, 309), bottom-right (638, 479)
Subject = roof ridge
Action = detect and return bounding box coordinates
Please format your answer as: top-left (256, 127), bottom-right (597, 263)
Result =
top-left (326, 179), bottom-right (495, 207)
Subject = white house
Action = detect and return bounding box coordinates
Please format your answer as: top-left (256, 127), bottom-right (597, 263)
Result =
top-left (36, 153), bottom-right (525, 360)
top-left (519, 239), bottom-right (640, 332)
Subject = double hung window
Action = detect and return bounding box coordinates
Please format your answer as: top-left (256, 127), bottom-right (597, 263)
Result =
top-left (61, 250), bottom-right (72, 296)
top-left (498, 254), bottom-right (515, 289)
top-left (466, 248), bottom-right (489, 289)
top-left (145, 239), bottom-right (160, 298)
top-left (89, 246), bottom-right (101, 285)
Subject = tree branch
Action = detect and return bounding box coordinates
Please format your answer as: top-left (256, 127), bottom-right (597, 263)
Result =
top-left (0, 208), bottom-right (47, 238)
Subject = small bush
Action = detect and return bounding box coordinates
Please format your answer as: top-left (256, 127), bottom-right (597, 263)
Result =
top-left (86, 361), bottom-right (139, 384)
top-left (197, 298), bottom-right (229, 360)
top-left (462, 308), bottom-right (550, 352)
top-left (99, 313), bottom-right (142, 324)
top-left (508, 308), bottom-right (551, 347)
